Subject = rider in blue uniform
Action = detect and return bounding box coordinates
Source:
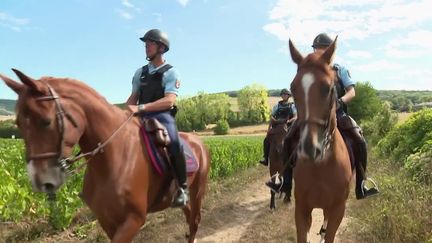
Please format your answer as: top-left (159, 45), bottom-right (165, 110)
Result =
top-left (259, 88), bottom-right (297, 166)
top-left (126, 29), bottom-right (188, 208)
top-left (266, 33), bottom-right (379, 200)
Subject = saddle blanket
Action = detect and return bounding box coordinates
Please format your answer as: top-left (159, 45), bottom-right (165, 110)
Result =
top-left (140, 126), bottom-right (199, 176)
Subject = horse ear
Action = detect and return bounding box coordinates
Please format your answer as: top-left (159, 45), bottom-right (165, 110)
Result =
top-left (0, 73), bottom-right (24, 94)
top-left (320, 35), bottom-right (338, 65)
top-left (289, 39), bottom-right (303, 65)
top-left (12, 68), bottom-right (46, 94)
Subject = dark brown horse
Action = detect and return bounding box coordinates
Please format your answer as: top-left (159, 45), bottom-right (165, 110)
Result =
top-left (1, 69), bottom-right (210, 243)
top-left (268, 122), bottom-right (291, 210)
top-left (288, 38), bottom-right (353, 243)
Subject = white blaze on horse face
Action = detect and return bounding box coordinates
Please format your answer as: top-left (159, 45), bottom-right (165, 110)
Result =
top-left (299, 73), bottom-right (318, 154)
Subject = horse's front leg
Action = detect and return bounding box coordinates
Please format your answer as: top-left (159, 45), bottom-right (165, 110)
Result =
top-left (111, 213), bottom-right (145, 243)
top-left (295, 203), bottom-right (312, 243)
top-left (323, 203), bottom-right (345, 243)
top-left (270, 190), bottom-right (276, 210)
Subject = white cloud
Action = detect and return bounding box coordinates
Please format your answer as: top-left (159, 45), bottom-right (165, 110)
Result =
top-left (263, 0), bottom-right (432, 45)
top-left (0, 12), bottom-right (29, 32)
top-left (383, 30), bottom-right (432, 58)
top-left (346, 50), bottom-right (373, 59)
top-left (354, 60), bottom-right (403, 73)
top-left (178, 0), bottom-right (190, 7)
top-left (116, 9), bottom-right (133, 20)
top-left (121, 0), bottom-right (141, 12)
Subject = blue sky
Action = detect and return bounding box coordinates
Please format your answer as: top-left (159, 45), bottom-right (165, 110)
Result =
top-left (1, 0), bottom-right (431, 103)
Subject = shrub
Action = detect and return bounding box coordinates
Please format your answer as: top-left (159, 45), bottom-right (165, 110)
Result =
top-left (213, 120), bottom-right (229, 135)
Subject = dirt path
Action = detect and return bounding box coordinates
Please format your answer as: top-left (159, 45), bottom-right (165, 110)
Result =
top-left (134, 166), bottom-right (353, 243)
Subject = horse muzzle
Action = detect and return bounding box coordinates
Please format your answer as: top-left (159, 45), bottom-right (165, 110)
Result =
top-left (27, 160), bottom-right (66, 193)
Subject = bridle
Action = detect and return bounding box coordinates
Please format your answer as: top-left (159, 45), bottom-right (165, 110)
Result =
top-left (27, 84), bottom-right (133, 175)
top-left (295, 83), bottom-right (337, 160)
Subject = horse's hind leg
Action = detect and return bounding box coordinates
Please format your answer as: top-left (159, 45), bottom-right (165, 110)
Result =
top-left (270, 190), bottom-right (276, 210)
top-left (183, 185), bottom-right (204, 243)
top-left (295, 204), bottom-right (312, 243)
top-left (323, 203), bottom-right (346, 243)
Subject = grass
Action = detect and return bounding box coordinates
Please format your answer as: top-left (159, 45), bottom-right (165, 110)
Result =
top-left (346, 154), bottom-right (432, 243)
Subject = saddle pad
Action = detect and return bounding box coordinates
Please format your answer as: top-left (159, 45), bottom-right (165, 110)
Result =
top-left (140, 126), bottom-right (199, 176)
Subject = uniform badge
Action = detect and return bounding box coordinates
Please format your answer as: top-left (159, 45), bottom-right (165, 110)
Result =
top-left (175, 80), bottom-right (181, 89)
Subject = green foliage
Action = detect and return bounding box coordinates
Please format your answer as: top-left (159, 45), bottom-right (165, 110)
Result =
top-left (213, 120), bottom-right (230, 135)
top-left (377, 90), bottom-right (432, 112)
top-left (0, 139), bottom-right (84, 229)
top-left (350, 159), bottom-right (432, 243)
top-left (349, 82), bottom-right (383, 123)
top-left (176, 92), bottom-right (231, 131)
top-left (377, 108), bottom-right (432, 163)
top-left (203, 136), bottom-right (262, 178)
top-left (237, 84), bottom-right (270, 124)
top-left (361, 101), bottom-right (397, 145)
top-left (405, 142), bottom-right (432, 185)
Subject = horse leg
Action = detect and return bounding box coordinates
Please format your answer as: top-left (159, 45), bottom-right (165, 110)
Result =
top-left (295, 204), bottom-right (312, 243)
top-left (319, 217), bottom-right (328, 243)
top-left (184, 185), bottom-right (204, 243)
top-left (323, 203), bottom-right (346, 243)
top-left (111, 214), bottom-right (145, 243)
top-left (270, 190), bottom-right (276, 210)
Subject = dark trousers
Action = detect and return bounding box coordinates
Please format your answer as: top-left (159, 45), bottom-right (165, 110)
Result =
top-left (144, 111), bottom-right (187, 188)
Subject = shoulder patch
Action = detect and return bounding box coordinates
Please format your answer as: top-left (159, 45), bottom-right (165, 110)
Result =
top-left (175, 80), bottom-right (181, 89)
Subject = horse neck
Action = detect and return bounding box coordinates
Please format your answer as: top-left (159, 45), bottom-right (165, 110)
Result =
top-left (52, 80), bottom-right (132, 154)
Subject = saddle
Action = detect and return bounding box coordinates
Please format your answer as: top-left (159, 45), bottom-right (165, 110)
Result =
top-left (143, 118), bottom-right (171, 147)
top-left (140, 118), bottom-right (199, 176)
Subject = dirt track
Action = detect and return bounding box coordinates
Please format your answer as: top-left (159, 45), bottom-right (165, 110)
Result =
top-left (133, 166), bottom-right (353, 243)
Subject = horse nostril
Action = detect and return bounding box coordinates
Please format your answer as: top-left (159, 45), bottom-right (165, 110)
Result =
top-left (43, 183), bottom-right (55, 192)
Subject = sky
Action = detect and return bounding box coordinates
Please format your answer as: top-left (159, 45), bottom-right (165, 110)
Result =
top-left (1, 0), bottom-right (431, 103)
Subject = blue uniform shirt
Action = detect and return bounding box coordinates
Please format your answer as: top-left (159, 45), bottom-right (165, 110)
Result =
top-left (334, 63), bottom-right (355, 88)
top-left (131, 62), bottom-right (180, 96)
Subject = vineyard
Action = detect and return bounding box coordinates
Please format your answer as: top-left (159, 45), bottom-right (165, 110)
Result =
top-left (0, 135), bottom-right (263, 231)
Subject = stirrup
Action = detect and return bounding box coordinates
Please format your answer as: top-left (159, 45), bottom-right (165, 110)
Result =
top-left (361, 178), bottom-right (379, 194)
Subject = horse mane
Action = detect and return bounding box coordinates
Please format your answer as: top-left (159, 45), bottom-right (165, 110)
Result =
top-left (39, 76), bottom-right (115, 108)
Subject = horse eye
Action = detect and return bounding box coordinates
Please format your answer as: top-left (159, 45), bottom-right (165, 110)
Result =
top-left (320, 85), bottom-right (330, 97)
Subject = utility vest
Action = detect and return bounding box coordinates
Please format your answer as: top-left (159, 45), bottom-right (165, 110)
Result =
top-left (138, 64), bottom-right (173, 105)
top-left (275, 101), bottom-right (295, 120)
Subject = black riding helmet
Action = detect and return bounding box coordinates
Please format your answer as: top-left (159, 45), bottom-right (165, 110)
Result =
top-left (140, 29), bottom-right (170, 53)
top-left (280, 88), bottom-right (291, 96)
top-left (312, 33), bottom-right (333, 48)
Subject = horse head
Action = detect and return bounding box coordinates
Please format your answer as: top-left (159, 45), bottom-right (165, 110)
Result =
top-left (1, 69), bottom-right (83, 194)
top-left (288, 38), bottom-right (338, 162)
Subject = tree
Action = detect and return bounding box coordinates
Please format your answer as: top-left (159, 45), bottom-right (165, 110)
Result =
top-left (237, 84), bottom-right (270, 124)
top-left (348, 81), bottom-right (382, 123)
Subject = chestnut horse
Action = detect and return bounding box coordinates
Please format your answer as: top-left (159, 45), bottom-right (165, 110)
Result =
top-left (1, 69), bottom-right (210, 243)
top-left (288, 38), bottom-right (353, 243)
top-left (268, 122), bottom-right (291, 210)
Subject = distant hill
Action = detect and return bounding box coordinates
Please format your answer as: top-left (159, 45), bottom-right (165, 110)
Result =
top-left (2, 89), bottom-right (432, 115)
top-left (0, 99), bottom-right (16, 115)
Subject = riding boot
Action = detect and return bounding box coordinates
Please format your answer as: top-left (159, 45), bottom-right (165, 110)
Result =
top-left (171, 147), bottom-right (189, 207)
top-left (259, 136), bottom-right (270, 166)
top-left (355, 140), bottom-right (379, 200)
